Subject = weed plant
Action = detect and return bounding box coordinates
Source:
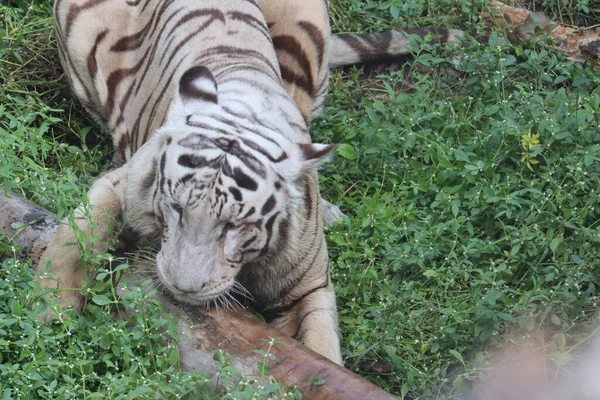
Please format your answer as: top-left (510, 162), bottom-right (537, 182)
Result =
top-left (320, 0), bottom-right (600, 397)
top-left (1, 0), bottom-right (600, 398)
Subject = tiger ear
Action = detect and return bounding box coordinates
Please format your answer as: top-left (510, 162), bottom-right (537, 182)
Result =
top-left (166, 66), bottom-right (219, 123)
top-left (285, 143), bottom-right (338, 179)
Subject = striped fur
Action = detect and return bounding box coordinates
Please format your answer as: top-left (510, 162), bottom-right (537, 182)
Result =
top-left (36, 0), bottom-right (459, 364)
top-left (329, 28), bottom-right (463, 68)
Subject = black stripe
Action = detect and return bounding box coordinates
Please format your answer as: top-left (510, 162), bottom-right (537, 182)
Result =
top-left (158, 10), bottom-right (225, 67)
top-left (239, 137), bottom-right (287, 163)
top-left (297, 21), bottom-right (325, 68)
top-left (194, 46), bottom-right (280, 81)
top-left (335, 32), bottom-right (391, 63)
top-left (229, 187), bottom-right (242, 201)
top-left (222, 166), bottom-right (258, 191)
top-left (278, 238), bottom-right (323, 301)
top-left (134, 6), bottom-right (185, 96)
top-left (227, 11), bottom-right (271, 42)
top-left (87, 30), bottom-right (108, 78)
top-left (115, 133), bottom-right (130, 165)
top-left (178, 154), bottom-right (220, 169)
top-left (241, 235), bottom-right (257, 248)
top-left (141, 159), bottom-right (157, 192)
top-left (240, 0), bottom-right (261, 9)
top-left (278, 216), bottom-right (290, 248)
top-left (165, 8), bottom-right (225, 39)
top-left (272, 35), bottom-right (314, 94)
top-left (139, 0), bottom-right (153, 14)
top-left (64, 0), bottom-right (112, 39)
top-left (137, 55), bottom-right (187, 147)
top-left (236, 148), bottom-right (267, 178)
top-left (56, 28), bottom-right (95, 107)
top-left (261, 195), bottom-right (276, 216)
top-left (261, 281), bottom-right (329, 323)
top-left (242, 206), bottom-right (255, 219)
top-left (335, 29), bottom-right (451, 65)
top-left (259, 212), bottom-right (279, 257)
top-left (185, 118), bottom-right (237, 136)
top-left (158, 151), bottom-right (167, 195)
top-left (177, 133), bottom-right (216, 149)
top-left (110, 6), bottom-right (156, 52)
top-left (212, 139), bottom-right (266, 178)
top-left (232, 119), bottom-right (287, 149)
top-left (167, 179), bottom-right (174, 197)
top-left (361, 31), bottom-right (393, 53)
top-left (104, 45), bottom-right (152, 120)
top-left (220, 103), bottom-right (257, 120)
top-left (292, 302), bottom-right (329, 342)
top-left (117, 83), bottom-right (135, 131)
top-left (177, 173), bottom-right (195, 188)
top-left (241, 248), bottom-right (261, 256)
top-left (303, 178), bottom-right (312, 220)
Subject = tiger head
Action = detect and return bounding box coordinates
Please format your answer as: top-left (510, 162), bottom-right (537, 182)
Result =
top-left (127, 66), bottom-right (336, 305)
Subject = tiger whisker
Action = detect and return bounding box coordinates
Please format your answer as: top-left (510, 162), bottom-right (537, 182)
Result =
top-left (231, 281), bottom-right (255, 304)
top-left (219, 295), bottom-right (229, 310)
top-left (225, 291), bottom-right (243, 310)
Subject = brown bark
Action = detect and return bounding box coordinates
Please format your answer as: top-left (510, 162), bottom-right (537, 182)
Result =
top-left (485, 1), bottom-right (600, 64)
top-left (0, 190), bottom-right (397, 400)
top-left (0, 191), bottom-right (61, 264)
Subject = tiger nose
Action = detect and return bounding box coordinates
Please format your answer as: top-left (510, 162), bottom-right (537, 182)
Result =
top-left (172, 282), bottom-right (206, 293)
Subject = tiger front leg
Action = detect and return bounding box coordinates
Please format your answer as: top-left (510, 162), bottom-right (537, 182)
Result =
top-left (36, 168), bottom-right (127, 320)
top-left (272, 283), bottom-right (343, 365)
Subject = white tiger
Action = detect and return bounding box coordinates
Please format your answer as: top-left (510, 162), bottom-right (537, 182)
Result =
top-left (38, 0), bottom-right (460, 364)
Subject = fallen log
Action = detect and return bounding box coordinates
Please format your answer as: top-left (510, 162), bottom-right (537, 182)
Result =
top-left (485, 0), bottom-right (600, 64)
top-left (0, 190), bottom-right (397, 399)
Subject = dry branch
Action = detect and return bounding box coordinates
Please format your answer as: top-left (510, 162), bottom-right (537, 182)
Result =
top-left (485, 1), bottom-right (600, 64)
top-left (0, 190), bottom-right (397, 400)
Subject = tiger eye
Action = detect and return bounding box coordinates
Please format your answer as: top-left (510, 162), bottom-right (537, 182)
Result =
top-left (170, 203), bottom-right (183, 214)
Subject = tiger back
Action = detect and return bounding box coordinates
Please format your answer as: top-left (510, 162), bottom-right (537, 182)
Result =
top-left (42, 0), bottom-right (343, 363)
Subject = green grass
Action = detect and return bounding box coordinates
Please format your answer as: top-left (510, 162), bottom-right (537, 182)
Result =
top-left (2, 0), bottom-right (600, 398)
top-left (320, 1), bottom-right (600, 396)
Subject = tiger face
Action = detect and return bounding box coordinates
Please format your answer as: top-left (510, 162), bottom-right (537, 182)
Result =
top-left (127, 66), bottom-right (335, 305)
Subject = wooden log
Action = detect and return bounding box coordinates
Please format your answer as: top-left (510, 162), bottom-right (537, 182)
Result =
top-left (0, 191), bottom-right (61, 264)
top-left (485, 1), bottom-right (600, 65)
top-left (0, 189), bottom-right (397, 400)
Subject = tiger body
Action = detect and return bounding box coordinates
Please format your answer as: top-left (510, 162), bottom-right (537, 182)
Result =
top-left (40, 0), bottom-right (459, 365)
top-left (43, 0), bottom-right (342, 363)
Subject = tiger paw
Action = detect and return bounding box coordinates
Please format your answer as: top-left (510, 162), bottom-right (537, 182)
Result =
top-left (322, 200), bottom-right (344, 227)
top-left (34, 263), bottom-right (85, 323)
top-left (34, 289), bottom-right (84, 323)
